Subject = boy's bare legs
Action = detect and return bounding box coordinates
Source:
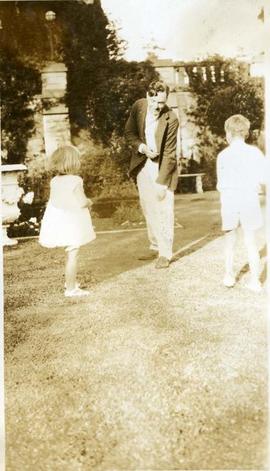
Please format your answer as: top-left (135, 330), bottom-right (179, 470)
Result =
top-left (223, 229), bottom-right (237, 287)
top-left (243, 229), bottom-right (262, 291)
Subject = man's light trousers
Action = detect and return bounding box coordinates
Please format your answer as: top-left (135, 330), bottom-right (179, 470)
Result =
top-left (137, 161), bottom-right (174, 260)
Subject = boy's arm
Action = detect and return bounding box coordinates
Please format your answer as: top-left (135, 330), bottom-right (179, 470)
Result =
top-left (216, 153), bottom-right (224, 191)
top-left (257, 149), bottom-right (269, 186)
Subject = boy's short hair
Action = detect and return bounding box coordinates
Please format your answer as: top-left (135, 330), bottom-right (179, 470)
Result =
top-left (49, 145), bottom-right (81, 174)
top-left (224, 114), bottom-right (250, 138)
top-left (147, 80), bottom-right (170, 97)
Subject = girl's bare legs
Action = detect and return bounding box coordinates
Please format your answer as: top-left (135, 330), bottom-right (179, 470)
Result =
top-left (223, 229), bottom-right (237, 287)
top-left (65, 247), bottom-right (79, 291)
top-left (243, 229), bottom-right (262, 291)
top-left (64, 247), bottom-right (90, 297)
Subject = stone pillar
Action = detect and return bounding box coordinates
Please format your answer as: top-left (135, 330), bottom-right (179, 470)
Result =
top-left (41, 62), bottom-right (71, 157)
top-left (26, 95), bottom-right (45, 160)
top-left (177, 66), bottom-right (190, 87)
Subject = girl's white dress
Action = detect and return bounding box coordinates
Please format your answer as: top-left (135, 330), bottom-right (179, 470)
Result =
top-left (39, 175), bottom-right (95, 248)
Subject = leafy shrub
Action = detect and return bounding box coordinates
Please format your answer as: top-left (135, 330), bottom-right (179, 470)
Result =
top-left (7, 191), bottom-right (46, 238)
top-left (112, 201), bottom-right (143, 225)
top-left (18, 154), bottom-right (51, 204)
top-left (8, 219), bottom-right (40, 238)
top-left (79, 135), bottom-right (137, 199)
top-left (197, 127), bottom-right (226, 190)
top-left (17, 135), bottom-right (137, 212)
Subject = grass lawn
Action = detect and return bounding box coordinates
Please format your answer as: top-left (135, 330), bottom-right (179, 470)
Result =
top-left (3, 194), bottom-right (268, 470)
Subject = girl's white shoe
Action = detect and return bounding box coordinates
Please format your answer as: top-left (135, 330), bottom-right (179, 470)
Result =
top-left (65, 287), bottom-right (90, 297)
top-left (65, 282), bottom-right (80, 289)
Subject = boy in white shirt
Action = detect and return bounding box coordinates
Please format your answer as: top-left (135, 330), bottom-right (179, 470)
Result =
top-left (216, 114), bottom-right (266, 292)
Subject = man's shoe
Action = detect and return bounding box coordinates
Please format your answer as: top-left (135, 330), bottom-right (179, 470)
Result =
top-left (138, 250), bottom-right (158, 261)
top-left (155, 256), bottom-right (170, 269)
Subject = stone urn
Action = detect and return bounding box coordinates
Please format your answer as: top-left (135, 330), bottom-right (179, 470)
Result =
top-left (1, 164), bottom-right (27, 246)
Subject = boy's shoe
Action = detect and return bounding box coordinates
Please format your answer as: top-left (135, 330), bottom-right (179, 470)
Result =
top-left (245, 279), bottom-right (263, 293)
top-left (223, 274), bottom-right (236, 288)
top-left (155, 256), bottom-right (170, 269)
top-left (65, 287), bottom-right (90, 298)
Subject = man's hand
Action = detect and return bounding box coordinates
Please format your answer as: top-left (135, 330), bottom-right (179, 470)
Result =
top-left (140, 143), bottom-right (159, 160)
top-left (155, 184), bottom-right (167, 201)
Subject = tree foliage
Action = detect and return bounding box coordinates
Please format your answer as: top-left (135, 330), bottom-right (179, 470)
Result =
top-left (0, 0), bottom-right (158, 164)
top-left (206, 79), bottom-right (264, 136)
top-left (84, 59), bottom-right (159, 143)
top-left (186, 56), bottom-right (264, 189)
top-left (188, 56), bottom-right (264, 136)
top-left (60, 3), bottom-right (158, 143)
top-left (0, 50), bottom-right (41, 163)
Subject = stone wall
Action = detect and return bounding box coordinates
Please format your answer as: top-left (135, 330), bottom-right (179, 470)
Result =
top-left (26, 96), bottom-right (45, 161)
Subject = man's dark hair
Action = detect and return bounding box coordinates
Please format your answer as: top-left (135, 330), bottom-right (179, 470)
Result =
top-left (147, 80), bottom-right (170, 97)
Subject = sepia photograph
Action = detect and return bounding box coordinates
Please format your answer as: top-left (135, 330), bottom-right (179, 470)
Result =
top-left (1, 0), bottom-right (269, 469)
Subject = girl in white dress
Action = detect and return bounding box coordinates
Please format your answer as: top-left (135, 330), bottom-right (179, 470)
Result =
top-left (39, 145), bottom-right (96, 297)
top-left (216, 115), bottom-right (266, 292)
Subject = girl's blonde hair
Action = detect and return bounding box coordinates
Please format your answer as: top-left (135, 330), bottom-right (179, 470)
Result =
top-left (224, 114), bottom-right (250, 138)
top-left (48, 145), bottom-right (81, 175)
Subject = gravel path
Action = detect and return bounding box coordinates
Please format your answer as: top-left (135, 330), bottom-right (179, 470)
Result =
top-left (5, 230), bottom-right (268, 470)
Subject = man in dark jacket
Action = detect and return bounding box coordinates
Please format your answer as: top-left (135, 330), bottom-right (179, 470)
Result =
top-left (125, 80), bottom-right (179, 268)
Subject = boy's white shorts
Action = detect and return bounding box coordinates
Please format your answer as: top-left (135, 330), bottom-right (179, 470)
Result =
top-left (220, 192), bottom-right (263, 231)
